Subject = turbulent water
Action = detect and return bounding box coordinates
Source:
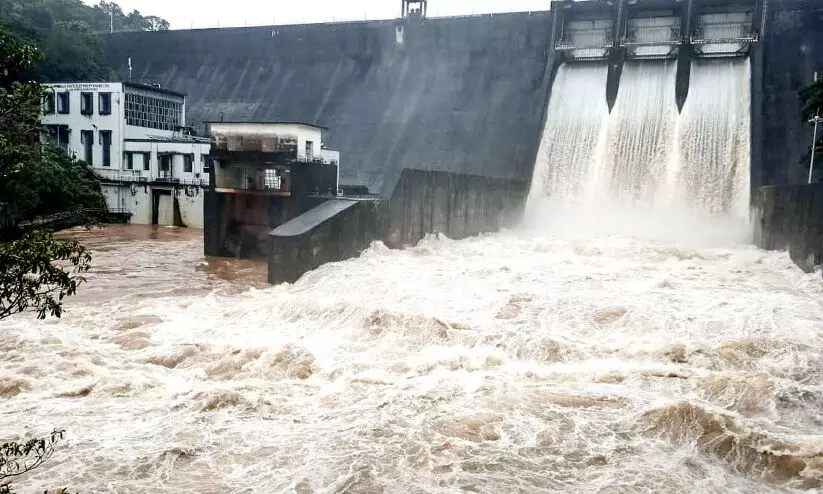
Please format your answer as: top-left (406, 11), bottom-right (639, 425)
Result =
top-left (529, 63), bottom-right (609, 201)
top-left (1, 224), bottom-right (823, 493)
top-left (678, 58), bottom-right (751, 219)
top-left (529, 58), bottom-right (751, 220)
top-left (0, 57), bottom-right (820, 492)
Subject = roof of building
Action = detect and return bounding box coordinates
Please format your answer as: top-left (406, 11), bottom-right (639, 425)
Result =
top-left (123, 82), bottom-right (187, 98)
top-left (125, 134), bottom-right (210, 144)
top-left (203, 120), bottom-right (329, 130)
top-left (43, 81), bottom-right (187, 98)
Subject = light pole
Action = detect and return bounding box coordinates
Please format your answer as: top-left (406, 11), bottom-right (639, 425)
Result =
top-left (809, 111), bottom-right (822, 184)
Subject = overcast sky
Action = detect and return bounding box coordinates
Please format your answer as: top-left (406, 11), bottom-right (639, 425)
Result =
top-left (82, 0), bottom-right (551, 29)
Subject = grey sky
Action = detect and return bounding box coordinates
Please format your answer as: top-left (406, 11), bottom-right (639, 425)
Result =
top-left (83, 0), bottom-right (551, 29)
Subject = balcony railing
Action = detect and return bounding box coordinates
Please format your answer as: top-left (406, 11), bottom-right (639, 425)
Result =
top-left (92, 169), bottom-right (208, 186)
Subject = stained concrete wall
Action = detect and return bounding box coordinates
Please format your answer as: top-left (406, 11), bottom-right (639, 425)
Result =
top-left (267, 169), bottom-right (528, 283)
top-left (268, 199), bottom-right (383, 284)
top-left (753, 184), bottom-right (823, 271)
top-left (100, 3), bottom-right (823, 192)
top-left (101, 13), bottom-right (554, 197)
top-left (101, 183), bottom-right (205, 227)
top-left (754, 0), bottom-right (823, 187)
top-left (384, 168), bottom-right (528, 247)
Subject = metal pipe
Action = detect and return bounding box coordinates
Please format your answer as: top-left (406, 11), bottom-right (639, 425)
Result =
top-left (809, 110), bottom-right (820, 184)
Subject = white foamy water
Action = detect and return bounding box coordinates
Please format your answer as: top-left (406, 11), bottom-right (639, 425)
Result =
top-left (604, 61), bottom-right (678, 203)
top-left (678, 58), bottom-right (751, 219)
top-left (529, 58), bottom-right (750, 221)
top-left (0, 56), bottom-right (816, 493)
top-left (1, 224), bottom-right (822, 493)
top-left (527, 63), bottom-right (609, 202)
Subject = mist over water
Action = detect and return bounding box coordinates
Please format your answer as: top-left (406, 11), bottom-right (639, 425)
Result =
top-left (1, 58), bottom-right (822, 492)
top-left (528, 58), bottom-right (752, 243)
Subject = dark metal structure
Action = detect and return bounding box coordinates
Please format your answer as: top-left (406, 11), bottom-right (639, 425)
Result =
top-left (550, 0), bottom-right (764, 111)
top-left (401, 0), bottom-right (427, 18)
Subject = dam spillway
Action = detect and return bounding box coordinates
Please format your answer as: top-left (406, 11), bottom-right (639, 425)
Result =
top-left (678, 58), bottom-right (751, 218)
top-left (528, 57), bottom-right (751, 225)
top-left (526, 0), bottom-right (758, 227)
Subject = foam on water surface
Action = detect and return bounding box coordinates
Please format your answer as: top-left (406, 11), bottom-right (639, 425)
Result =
top-left (0, 225), bottom-right (822, 492)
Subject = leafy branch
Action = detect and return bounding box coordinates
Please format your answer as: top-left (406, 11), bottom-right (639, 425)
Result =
top-left (0, 430), bottom-right (65, 494)
top-left (0, 230), bottom-right (91, 320)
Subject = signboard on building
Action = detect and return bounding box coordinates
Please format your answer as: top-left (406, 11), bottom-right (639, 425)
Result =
top-left (48, 83), bottom-right (120, 92)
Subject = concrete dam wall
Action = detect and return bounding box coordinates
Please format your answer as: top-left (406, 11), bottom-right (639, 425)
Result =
top-left (101, 1), bottom-right (823, 278)
top-left (103, 13), bottom-right (554, 198)
top-left (101, 0), bottom-right (823, 195)
top-left (755, 0), bottom-right (823, 187)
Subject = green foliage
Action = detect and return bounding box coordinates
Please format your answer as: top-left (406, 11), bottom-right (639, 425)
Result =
top-left (0, 28), bottom-right (106, 232)
top-left (1, 145), bottom-right (108, 229)
top-left (0, 230), bottom-right (91, 320)
top-left (0, 430), bottom-right (65, 494)
top-left (0, 28), bottom-right (46, 188)
top-left (0, 0), bottom-right (169, 82)
top-left (0, 29), bottom-right (90, 494)
top-left (0, 27), bottom-right (41, 83)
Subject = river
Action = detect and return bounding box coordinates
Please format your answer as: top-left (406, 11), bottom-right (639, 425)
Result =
top-left (1, 222), bottom-right (822, 493)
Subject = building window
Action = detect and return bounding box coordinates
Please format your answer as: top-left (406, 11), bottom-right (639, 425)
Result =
top-left (57, 92), bottom-right (70, 114)
top-left (46, 125), bottom-right (70, 153)
top-left (143, 152), bottom-right (151, 171)
top-left (305, 140), bottom-right (314, 159)
top-left (264, 169), bottom-right (281, 190)
top-left (80, 92), bottom-right (93, 115)
top-left (125, 152), bottom-right (134, 170)
top-left (201, 154), bottom-right (210, 173)
top-left (100, 130), bottom-right (112, 167)
top-left (124, 91), bottom-right (183, 131)
top-left (159, 154), bottom-right (172, 177)
top-left (183, 154), bottom-right (193, 173)
top-left (99, 93), bottom-right (112, 115)
top-left (43, 93), bottom-right (55, 114)
top-left (81, 130), bottom-right (94, 165)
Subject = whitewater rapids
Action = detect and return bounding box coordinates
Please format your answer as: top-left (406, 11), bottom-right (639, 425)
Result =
top-left (0, 224), bottom-right (822, 492)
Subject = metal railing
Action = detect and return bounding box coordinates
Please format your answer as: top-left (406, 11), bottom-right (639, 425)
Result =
top-left (92, 169), bottom-right (208, 187)
top-left (17, 207), bottom-right (130, 228)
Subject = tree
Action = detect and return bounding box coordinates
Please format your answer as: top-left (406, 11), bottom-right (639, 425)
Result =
top-left (0, 430), bottom-right (66, 494)
top-left (0, 0), bottom-right (170, 82)
top-left (144, 15), bottom-right (170, 31)
top-left (0, 230), bottom-right (91, 320)
top-left (0, 29), bottom-right (88, 494)
top-left (0, 28), bottom-right (43, 184)
top-left (0, 28), bottom-right (106, 233)
top-left (0, 27), bottom-right (95, 320)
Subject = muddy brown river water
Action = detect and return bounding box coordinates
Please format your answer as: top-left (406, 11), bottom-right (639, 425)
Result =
top-left (1, 222), bottom-right (822, 493)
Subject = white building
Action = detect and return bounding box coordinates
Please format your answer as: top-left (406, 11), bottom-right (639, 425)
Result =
top-left (41, 82), bottom-right (211, 228)
top-left (207, 121), bottom-right (340, 191)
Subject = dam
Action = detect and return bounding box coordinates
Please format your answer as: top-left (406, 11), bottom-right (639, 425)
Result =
top-left (2, 0), bottom-right (823, 492)
top-left (100, 0), bottom-right (823, 280)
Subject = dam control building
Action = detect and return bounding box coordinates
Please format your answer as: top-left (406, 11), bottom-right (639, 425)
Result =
top-left (42, 82), bottom-right (211, 228)
top-left (97, 0), bottom-right (823, 281)
top-left (204, 121), bottom-right (341, 259)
